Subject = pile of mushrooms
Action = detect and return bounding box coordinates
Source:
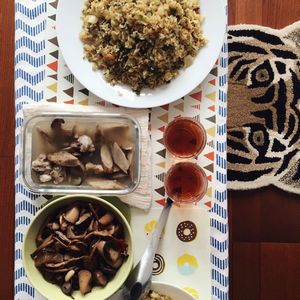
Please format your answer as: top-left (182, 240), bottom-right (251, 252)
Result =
top-left (31, 201), bottom-right (128, 298)
top-left (31, 118), bottom-right (135, 189)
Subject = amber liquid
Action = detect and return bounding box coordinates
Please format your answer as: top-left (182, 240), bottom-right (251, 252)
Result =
top-left (165, 162), bottom-right (208, 203)
top-left (164, 118), bottom-right (206, 158)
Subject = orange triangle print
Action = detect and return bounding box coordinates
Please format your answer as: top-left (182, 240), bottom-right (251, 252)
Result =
top-left (209, 79), bottom-right (216, 86)
top-left (64, 99), bottom-right (74, 105)
top-left (155, 199), bottom-right (166, 206)
top-left (204, 151), bottom-right (214, 161)
top-left (207, 175), bottom-right (212, 182)
top-left (47, 83), bottom-right (57, 93)
top-left (47, 61), bottom-right (58, 72)
top-left (156, 162), bottom-right (165, 169)
top-left (158, 113), bottom-right (168, 123)
top-left (205, 201), bottom-right (212, 208)
top-left (158, 126), bottom-right (165, 132)
top-left (208, 105), bottom-right (215, 112)
top-left (190, 91), bottom-right (202, 101)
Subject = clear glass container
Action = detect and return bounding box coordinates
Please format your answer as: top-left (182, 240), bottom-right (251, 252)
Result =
top-left (22, 112), bottom-right (141, 195)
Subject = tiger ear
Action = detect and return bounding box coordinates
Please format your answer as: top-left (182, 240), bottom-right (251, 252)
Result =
top-left (281, 21), bottom-right (300, 48)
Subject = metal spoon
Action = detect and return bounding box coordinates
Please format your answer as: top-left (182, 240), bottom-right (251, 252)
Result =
top-left (109, 197), bottom-right (173, 300)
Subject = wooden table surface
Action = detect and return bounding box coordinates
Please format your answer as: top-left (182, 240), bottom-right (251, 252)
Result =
top-left (1, 0), bottom-right (300, 299)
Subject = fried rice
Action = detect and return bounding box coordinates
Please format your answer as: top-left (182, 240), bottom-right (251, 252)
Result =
top-left (140, 290), bottom-right (172, 300)
top-left (80, 0), bottom-right (206, 93)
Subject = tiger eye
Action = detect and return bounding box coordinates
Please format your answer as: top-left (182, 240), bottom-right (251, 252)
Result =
top-left (255, 69), bottom-right (270, 82)
top-left (253, 130), bottom-right (265, 146)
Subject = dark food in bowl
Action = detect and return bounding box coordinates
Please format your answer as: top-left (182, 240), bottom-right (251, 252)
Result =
top-left (30, 201), bottom-right (129, 297)
top-left (31, 118), bottom-right (135, 189)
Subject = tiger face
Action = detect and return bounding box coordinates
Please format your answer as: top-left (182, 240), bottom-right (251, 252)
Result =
top-left (227, 23), bottom-right (300, 192)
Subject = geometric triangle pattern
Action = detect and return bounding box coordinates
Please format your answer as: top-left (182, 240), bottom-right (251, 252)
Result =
top-left (155, 173), bottom-right (165, 182)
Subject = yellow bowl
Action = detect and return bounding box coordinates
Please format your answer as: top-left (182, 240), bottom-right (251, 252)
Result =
top-left (23, 194), bottom-right (134, 300)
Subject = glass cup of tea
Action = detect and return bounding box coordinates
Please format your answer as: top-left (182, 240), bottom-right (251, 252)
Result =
top-left (164, 162), bottom-right (208, 204)
top-left (163, 117), bottom-right (207, 158)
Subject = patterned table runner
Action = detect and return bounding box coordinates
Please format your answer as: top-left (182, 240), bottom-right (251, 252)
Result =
top-left (15, 1), bottom-right (228, 299)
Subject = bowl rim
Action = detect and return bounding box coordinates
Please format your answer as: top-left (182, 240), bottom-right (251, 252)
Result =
top-left (23, 194), bottom-right (134, 300)
top-left (151, 281), bottom-right (196, 300)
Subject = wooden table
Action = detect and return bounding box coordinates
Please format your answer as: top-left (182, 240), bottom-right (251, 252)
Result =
top-left (1, 0), bottom-right (300, 299)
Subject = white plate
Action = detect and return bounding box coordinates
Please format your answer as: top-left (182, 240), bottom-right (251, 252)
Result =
top-left (57, 0), bottom-right (226, 108)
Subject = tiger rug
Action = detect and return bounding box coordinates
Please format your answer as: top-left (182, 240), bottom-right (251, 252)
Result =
top-left (227, 21), bottom-right (300, 193)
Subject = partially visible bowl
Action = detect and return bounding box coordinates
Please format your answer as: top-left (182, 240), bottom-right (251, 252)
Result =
top-left (23, 194), bottom-right (134, 300)
top-left (149, 282), bottom-right (196, 300)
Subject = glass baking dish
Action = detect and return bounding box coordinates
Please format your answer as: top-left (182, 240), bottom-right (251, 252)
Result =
top-left (22, 112), bottom-right (141, 195)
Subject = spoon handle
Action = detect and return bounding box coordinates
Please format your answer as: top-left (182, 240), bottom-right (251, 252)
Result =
top-left (136, 198), bottom-right (173, 285)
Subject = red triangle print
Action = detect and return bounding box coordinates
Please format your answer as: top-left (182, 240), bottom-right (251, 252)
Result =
top-left (155, 199), bottom-right (166, 206)
top-left (209, 79), bottom-right (216, 86)
top-left (207, 175), bottom-right (212, 182)
top-left (208, 105), bottom-right (215, 112)
top-left (96, 101), bottom-right (106, 106)
top-left (47, 61), bottom-right (58, 72)
top-left (64, 99), bottom-right (74, 105)
top-left (161, 104), bottom-right (169, 111)
top-left (157, 138), bottom-right (164, 145)
top-left (190, 91), bottom-right (202, 101)
top-left (205, 201), bottom-right (212, 208)
top-left (158, 126), bottom-right (165, 132)
top-left (204, 151), bottom-right (214, 161)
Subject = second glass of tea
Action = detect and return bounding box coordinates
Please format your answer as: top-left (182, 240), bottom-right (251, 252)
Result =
top-left (163, 117), bottom-right (207, 158)
top-left (165, 162), bottom-right (208, 204)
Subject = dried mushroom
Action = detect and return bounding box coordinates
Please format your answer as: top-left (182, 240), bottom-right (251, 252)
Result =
top-left (30, 201), bottom-right (128, 298)
top-left (32, 118), bottom-right (135, 189)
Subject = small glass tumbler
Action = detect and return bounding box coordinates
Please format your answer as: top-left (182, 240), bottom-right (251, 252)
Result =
top-left (163, 117), bottom-right (207, 158)
top-left (164, 162), bottom-right (208, 204)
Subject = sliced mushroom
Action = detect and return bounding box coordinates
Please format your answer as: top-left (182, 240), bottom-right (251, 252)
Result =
top-left (34, 252), bottom-right (64, 267)
top-left (127, 150), bottom-right (134, 166)
top-left (50, 166), bottom-right (66, 184)
top-left (31, 201), bottom-right (128, 296)
top-left (31, 234), bottom-right (54, 258)
top-left (55, 231), bottom-right (72, 244)
top-left (64, 206), bottom-right (80, 224)
top-left (100, 144), bottom-right (113, 173)
top-left (99, 212), bottom-right (114, 226)
top-left (93, 270), bottom-right (108, 287)
top-left (111, 142), bottom-right (130, 173)
top-left (48, 151), bottom-right (80, 167)
top-left (45, 256), bottom-right (84, 270)
top-left (61, 282), bottom-right (73, 297)
top-left (77, 135), bottom-right (95, 153)
top-left (32, 154), bottom-right (52, 173)
top-left (50, 118), bottom-right (74, 147)
top-left (109, 172), bottom-right (128, 179)
top-left (100, 123), bottom-right (133, 150)
top-left (68, 165), bottom-right (85, 186)
top-left (39, 174), bottom-right (52, 183)
top-left (78, 270), bottom-right (92, 295)
top-left (86, 177), bottom-right (125, 190)
top-left (85, 162), bottom-right (104, 175)
top-left (95, 241), bottom-right (123, 269)
top-left (75, 212), bottom-right (91, 226)
top-left (66, 226), bottom-right (86, 240)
